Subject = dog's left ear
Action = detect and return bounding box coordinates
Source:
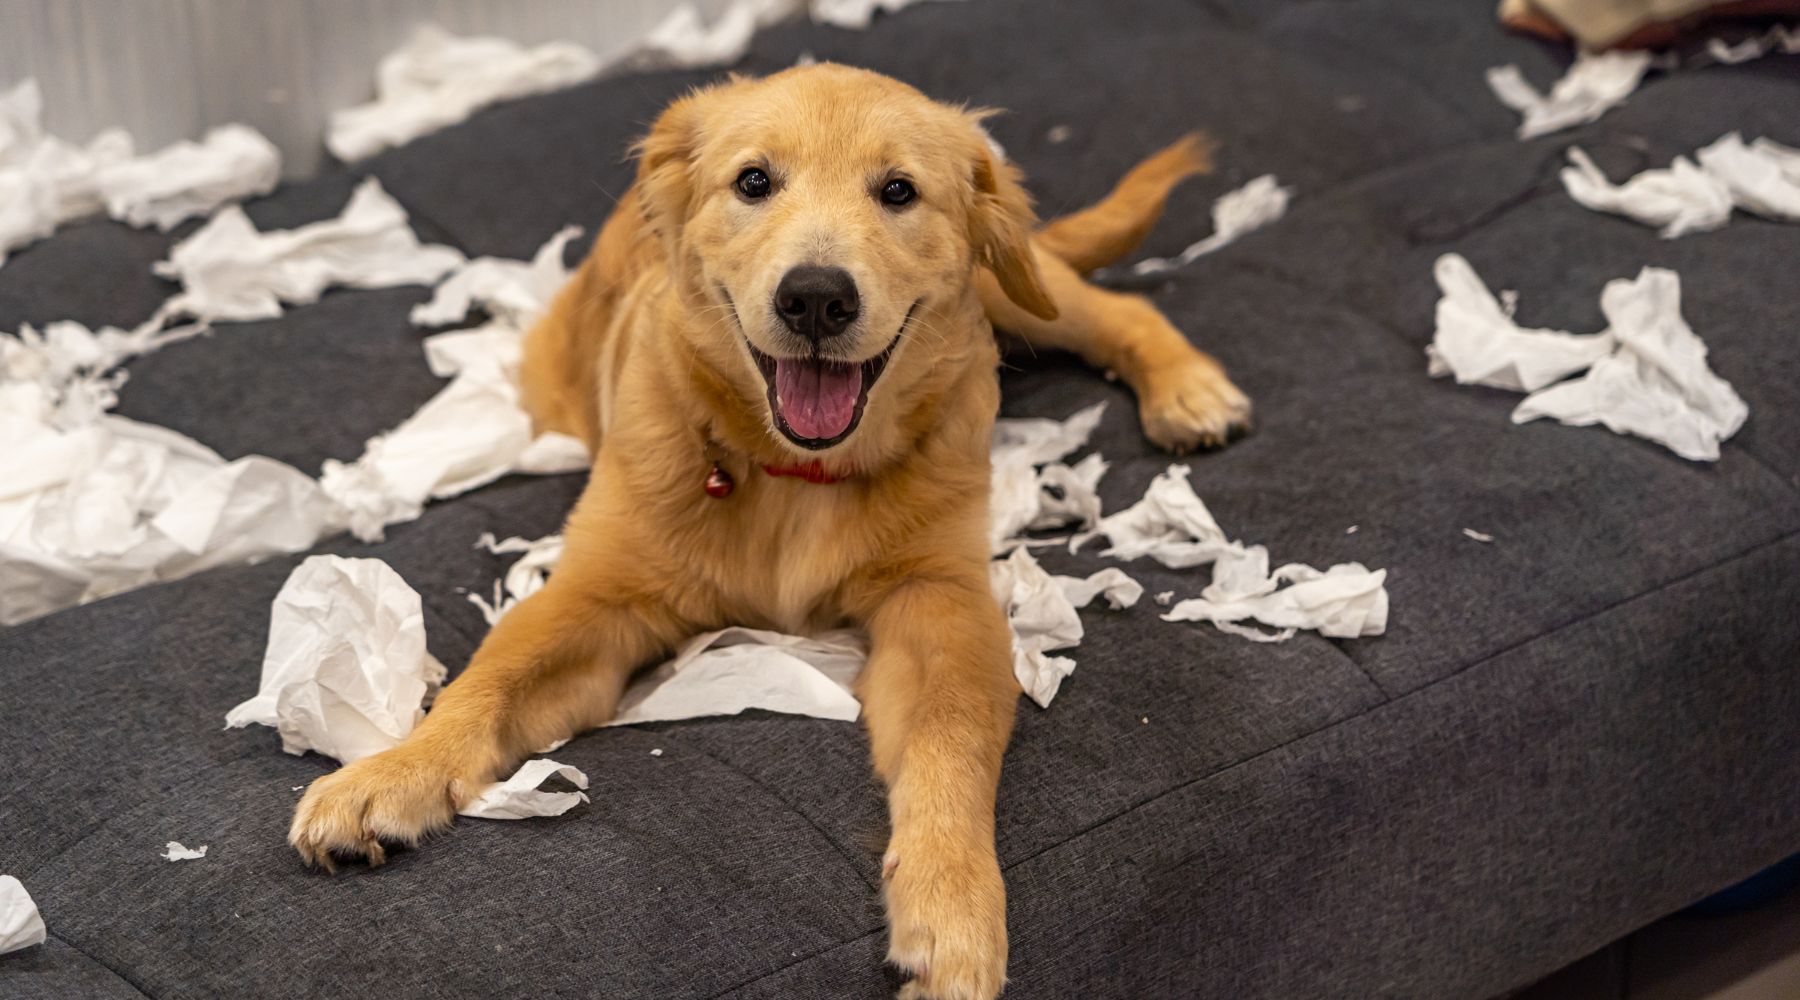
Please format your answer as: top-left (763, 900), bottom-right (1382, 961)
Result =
top-left (965, 122), bottom-right (1058, 320)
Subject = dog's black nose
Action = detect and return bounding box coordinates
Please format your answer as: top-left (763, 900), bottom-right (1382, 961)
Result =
top-left (774, 266), bottom-right (859, 340)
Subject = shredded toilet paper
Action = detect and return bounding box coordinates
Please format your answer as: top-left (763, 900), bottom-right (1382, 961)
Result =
top-left (0, 876), bottom-right (46, 955)
top-left (328, 27), bottom-right (604, 163)
top-left (227, 555), bottom-right (589, 819)
top-left (1091, 465), bottom-right (1389, 642)
top-left (1427, 253), bottom-right (1616, 392)
top-left (1562, 134), bottom-right (1800, 237)
top-left (95, 125), bottom-right (281, 231)
top-left (1704, 24), bottom-right (1800, 64)
top-left (467, 532), bottom-right (565, 624)
top-left (993, 549), bottom-right (1144, 706)
top-left (810, 0), bottom-right (961, 29)
top-left (610, 627), bottom-right (870, 724)
top-left (0, 320), bottom-right (336, 626)
top-left (161, 841), bottom-right (208, 862)
top-left (1428, 254), bottom-right (1746, 462)
top-left (323, 227), bottom-right (590, 542)
top-left (988, 402), bottom-right (1108, 550)
top-left (1, 79), bottom-right (281, 265)
top-left (1129, 175), bottom-right (1291, 274)
top-left (157, 176), bottom-right (464, 323)
top-left (1486, 50), bottom-right (1654, 139)
top-left (457, 758), bottom-right (590, 819)
top-left (1512, 267), bottom-right (1747, 462)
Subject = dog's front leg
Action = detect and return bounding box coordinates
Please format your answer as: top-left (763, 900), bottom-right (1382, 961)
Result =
top-left (860, 576), bottom-right (1019, 1000)
top-left (289, 567), bottom-right (677, 869)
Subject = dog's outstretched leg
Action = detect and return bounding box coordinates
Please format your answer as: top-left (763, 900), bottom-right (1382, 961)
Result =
top-left (289, 550), bottom-right (680, 869)
top-left (857, 573), bottom-right (1017, 1000)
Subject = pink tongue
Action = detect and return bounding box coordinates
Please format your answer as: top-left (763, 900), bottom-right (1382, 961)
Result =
top-left (774, 358), bottom-right (863, 440)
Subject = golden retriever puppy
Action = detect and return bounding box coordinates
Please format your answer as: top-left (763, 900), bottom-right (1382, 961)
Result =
top-left (290, 64), bottom-right (1247, 999)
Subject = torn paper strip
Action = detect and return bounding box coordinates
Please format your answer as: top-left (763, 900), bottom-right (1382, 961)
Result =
top-left (990, 547), bottom-right (1085, 708)
top-left (988, 402), bottom-right (1107, 550)
top-left (1054, 567), bottom-right (1143, 611)
top-left (1463, 528), bottom-right (1495, 543)
top-left (157, 176), bottom-right (464, 323)
top-left (1560, 146), bottom-right (1734, 239)
top-left (1703, 24), bottom-right (1800, 65)
top-left (95, 124), bottom-right (280, 231)
top-left (1130, 175), bottom-right (1291, 274)
top-left (635, 0), bottom-right (800, 70)
top-left (1090, 464), bottom-right (1234, 569)
top-left (1513, 266), bottom-right (1747, 462)
top-left (608, 627), bottom-right (869, 725)
top-left (468, 532), bottom-right (565, 625)
top-left (458, 758), bottom-right (590, 820)
top-left (225, 555), bottom-right (447, 763)
top-left (0, 875), bottom-right (46, 955)
top-left (1486, 50), bottom-right (1653, 139)
top-left (161, 841), bottom-right (208, 862)
top-left (1693, 133), bottom-right (1800, 223)
top-left (1427, 253), bottom-right (1616, 392)
top-left (1163, 545), bottom-right (1388, 643)
top-left (328, 26), bottom-right (603, 162)
top-left (324, 227), bottom-right (588, 542)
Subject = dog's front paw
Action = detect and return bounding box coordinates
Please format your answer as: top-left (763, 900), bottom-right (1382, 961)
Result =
top-left (1139, 355), bottom-right (1251, 453)
top-left (883, 840), bottom-right (1007, 1000)
top-left (289, 750), bottom-right (465, 871)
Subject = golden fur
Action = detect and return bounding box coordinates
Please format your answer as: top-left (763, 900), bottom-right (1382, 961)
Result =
top-left (290, 64), bottom-right (1247, 1000)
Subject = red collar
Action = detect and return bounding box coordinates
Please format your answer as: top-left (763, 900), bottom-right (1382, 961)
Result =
top-left (761, 460), bottom-right (846, 485)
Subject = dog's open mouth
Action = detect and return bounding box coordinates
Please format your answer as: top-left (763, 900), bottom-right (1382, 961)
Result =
top-left (747, 333), bottom-right (903, 449)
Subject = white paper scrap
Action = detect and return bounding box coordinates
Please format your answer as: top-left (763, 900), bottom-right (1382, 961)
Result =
top-left (412, 226), bottom-right (581, 328)
top-left (1054, 567), bottom-right (1143, 611)
top-left (1703, 24), bottom-right (1800, 65)
top-left (1694, 133), bottom-right (1800, 223)
top-left (1162, 544), bottom-right (1388, 642)
top-left (1513, 267), bottom-right (1747, 462)
top-left (95, 124), bottom-right (280, 231)
top-left (1486, 50), bottom-right (1653, 139)
top-left (988, 403), bottom-right (1107, 551)
top-left (0, 79), bottom-right (134, 266)
top-left (1427, 253), bottom-right (1616, 392)
top-left (468, 532), bottom-right (565, 625)
top-left (226, 556), bottom-right (447, 764)
top-left (0, 875), bottom-right (47, 955)
top-left (1130, 175), bottom-right (1290, 274)
top-left (607, 627), bottom-right (869, 725)
top-left (1090, 464), bottom-right (1234, 569)
top-left (328, 26), bottom-right (604, 162)
top-left (1463, 528), bottom-right (1495, 543)
top-left (990, 547), bottom-right (1085, 708)
top-left (157, 176), bottom-right (464, 323)
top-left (458, 758), bottom-right (590, 820)
top-left (1560, 146), bottom-right (1735, 239)
top-left (810, 0), bottom-right (961, 30)
top-left (161, 841), bottom-right (208, 862)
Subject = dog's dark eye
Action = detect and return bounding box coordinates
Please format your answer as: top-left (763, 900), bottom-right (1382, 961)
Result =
top-left (880, 179), bottom-right (917, 207)
top-left (736, 168), bottom-right (772, 200)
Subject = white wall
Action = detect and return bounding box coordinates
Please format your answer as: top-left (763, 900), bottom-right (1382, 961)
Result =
top-left (0, 0), bottom-right (724, 176)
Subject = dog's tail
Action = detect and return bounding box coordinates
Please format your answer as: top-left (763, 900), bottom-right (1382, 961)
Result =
top-left (1033, 132), bottom-right (1215, 274)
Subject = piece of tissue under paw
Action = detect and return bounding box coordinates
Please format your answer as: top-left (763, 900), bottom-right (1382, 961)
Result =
top-left (225, 555), bottom-right (447, 763)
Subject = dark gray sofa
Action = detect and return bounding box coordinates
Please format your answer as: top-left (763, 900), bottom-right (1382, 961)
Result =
top-left (2, 1), bottom-right (1797, 997)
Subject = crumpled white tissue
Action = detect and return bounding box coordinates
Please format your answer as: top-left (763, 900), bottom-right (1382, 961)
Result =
top-left (161, 841), bottom-right (208, 862)
top-left (608, 627), bottom-right (870, 725)
top-left (810, 0), bottom-right (961, 29)
top-left (1129, 175), bottom-right (1291, 274)
top-left (1560, 146), bottom-right (1735, 239)
top-left (1513, 266), bottom-right (1747, 462)
top-left (990, 549), bottom-right (1143, 706)
top-left (1161, 544), bottom-right (1388, 643)
top-left (328, 26), bottom-right (604, 162)
top-left (1428, 254), bottom-right (1746, 462)
top-left (0, 875), bottom-right (46, 955)
top-left (95, 124), bottom-right (281, 231)
top-left (1693, 133), bottom-right (1800, 223)
top-left (1, 79), bottom-right (282, 264)
top-left (323, 228), bottom-right (590, 542)
top-left (457, 758), bottom-right (590, 819)
top-left (467, 532), bottom-right (565, 624)
top-left (226, 555), bottom-right (447, 763)
top-left (1093, 465), bottom-right (1389, 642)
top-left (0, 79), bottom-right (134, 265)
top-left (230, 554), bottom-right (590, 820)
top-left (1486, 50), bottom-right (1653, 139)
top-left (1427, 253), bottom-right (1616, 392)
top-left (0, 322), bottom-right (336, 626)
top-left (988, 402), bottom-right (1108, 550)
top-left (157, 176), bottom-right (464, 323)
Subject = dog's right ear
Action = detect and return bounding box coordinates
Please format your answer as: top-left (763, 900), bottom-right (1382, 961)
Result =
top-left (631, 86), bottom-right (714, 250)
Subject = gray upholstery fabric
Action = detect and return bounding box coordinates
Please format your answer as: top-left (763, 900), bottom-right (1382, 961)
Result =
top-left (3, 0), bottom-right (1798, 997)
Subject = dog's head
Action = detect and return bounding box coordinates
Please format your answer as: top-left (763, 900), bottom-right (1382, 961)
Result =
top-left (633, 64), bottom-right (1055, 456)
